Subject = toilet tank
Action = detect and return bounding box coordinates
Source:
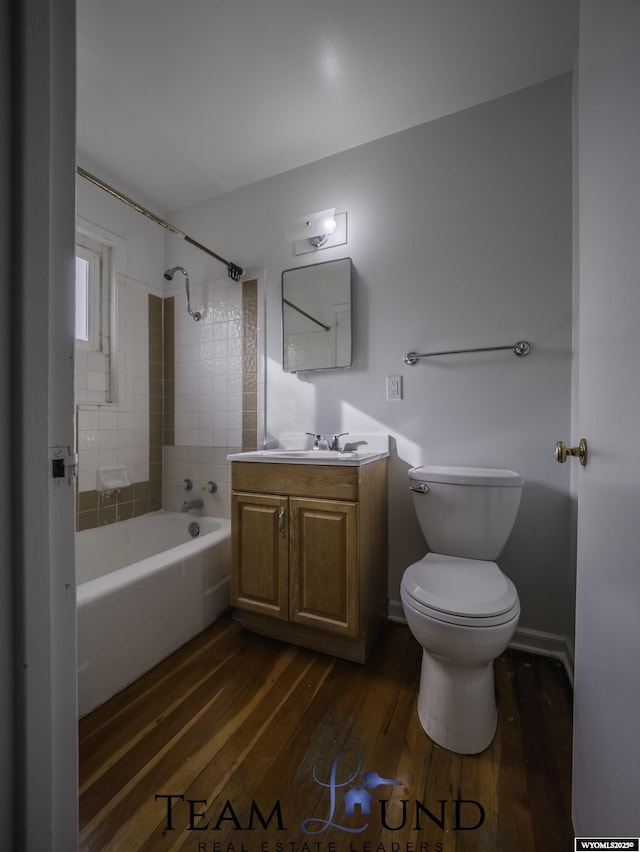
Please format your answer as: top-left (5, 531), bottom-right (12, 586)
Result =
top-left (408, 465), bottom-right (523, 560)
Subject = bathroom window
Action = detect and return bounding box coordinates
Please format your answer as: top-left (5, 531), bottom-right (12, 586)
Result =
top-left (75, 247), bottom-right (99, 349)
top-left (75, 234), bottom-right (109, 352)
top-left (74, 232), bottom-right (114, 405)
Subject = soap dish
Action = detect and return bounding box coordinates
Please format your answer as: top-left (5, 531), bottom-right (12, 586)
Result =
top-left (97, 465), bottom-right (131, 492)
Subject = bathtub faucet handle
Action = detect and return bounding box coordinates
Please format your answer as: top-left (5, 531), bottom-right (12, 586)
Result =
top-left (181, 479), bottom-right (193, 491)
top-left (205, 481), bottom-right (218, 494)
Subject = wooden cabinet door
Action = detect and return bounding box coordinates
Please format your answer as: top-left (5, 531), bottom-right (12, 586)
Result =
top-left (289, 498), bottom-right (358, 636)
top-left (231, 492), bottom-right (289, 620)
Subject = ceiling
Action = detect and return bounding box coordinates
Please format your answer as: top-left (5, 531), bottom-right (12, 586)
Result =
top-left (76, 0), bottom-right (579, 214)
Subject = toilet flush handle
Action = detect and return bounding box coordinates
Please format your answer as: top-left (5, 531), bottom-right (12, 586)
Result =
top-left (409, 483), bottom-right (429, 494)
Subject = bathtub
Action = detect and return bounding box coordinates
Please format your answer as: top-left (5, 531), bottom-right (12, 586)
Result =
top-left (76, 510), bottom-right (231, 717)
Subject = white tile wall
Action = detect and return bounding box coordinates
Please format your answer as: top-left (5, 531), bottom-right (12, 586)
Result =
top-left (162, 445), bottom-right (233, 518)
top-left (163, 274), bottom-right (264, 520)
top-left (284, 330), bottom-right (332, 372)
top-left (174, 278), bottom-right (245, 448)
top-left (74, 347), bottom-right (110, 405)
top-left (76, 274), bottom-right (153, 492)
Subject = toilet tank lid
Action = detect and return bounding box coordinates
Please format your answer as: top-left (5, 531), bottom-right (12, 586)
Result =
top-left (409, 465), bottom-right (523, 486)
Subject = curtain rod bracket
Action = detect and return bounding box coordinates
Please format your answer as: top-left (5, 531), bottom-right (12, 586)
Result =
top-left (227, 263), bottom-right (244, 281)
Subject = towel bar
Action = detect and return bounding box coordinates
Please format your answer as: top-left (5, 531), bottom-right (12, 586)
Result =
top-left (403, 340), bottom-right (531, 365)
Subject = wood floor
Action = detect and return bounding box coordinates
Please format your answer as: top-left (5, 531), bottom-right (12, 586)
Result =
top-left (78, 617), bottom-right (574, 852)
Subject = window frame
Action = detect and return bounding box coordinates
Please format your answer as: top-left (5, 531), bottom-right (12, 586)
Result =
top-left (74, 220), bottom-right (125, 407)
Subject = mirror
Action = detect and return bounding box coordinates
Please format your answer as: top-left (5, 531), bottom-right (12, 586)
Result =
top-left (282, 257), bottom-right (352, 372)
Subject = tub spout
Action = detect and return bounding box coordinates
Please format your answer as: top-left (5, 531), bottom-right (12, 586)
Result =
top-left (181, 498), bottom-right (204, 513)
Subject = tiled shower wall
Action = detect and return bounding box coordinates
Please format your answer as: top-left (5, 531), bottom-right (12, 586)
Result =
top-left (75, 275), bottom-right (261, 530)
top-left (162, 277), bottom-right (261, 517)
top-left (76, 276), bottom-right (160, 529)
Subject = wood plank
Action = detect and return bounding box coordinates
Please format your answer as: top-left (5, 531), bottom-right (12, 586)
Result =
top-left (536, 652), bottom-right (574, 825)
top-left (81, 642), bottom-right (306, 849)
top-left (117, 646), bottom-right (322, 851)
top-left (78, 617), bottom-right (236, 744)
top-left (513, 652), bottom-right (575, 851)
top-left (79, 619), bottom-right (574, 851)
top-left (492, 651), bottom-right (536, 852)
top-left (79, 621), bottom-right (240, 788)
top-left (80, 636), bottom-right (290, 841)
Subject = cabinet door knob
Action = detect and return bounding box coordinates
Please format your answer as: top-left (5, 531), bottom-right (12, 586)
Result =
top-left (555, 438), bottom-right (588, 467)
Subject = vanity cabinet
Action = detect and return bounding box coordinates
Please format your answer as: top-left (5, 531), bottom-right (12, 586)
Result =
top-left (230, 458), bottom-right (388, 663)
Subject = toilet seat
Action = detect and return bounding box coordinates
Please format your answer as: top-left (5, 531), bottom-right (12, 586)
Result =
top-left (402, 553), bottom-right (519, 627)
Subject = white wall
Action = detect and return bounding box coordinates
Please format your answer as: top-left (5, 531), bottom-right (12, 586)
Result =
top-left (169, 75), bottom-right (575, 644)
top-left (76, 165), bottom-right (167, 286)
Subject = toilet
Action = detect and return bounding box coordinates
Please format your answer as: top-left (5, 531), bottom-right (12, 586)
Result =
top-left (400, 465), bottom-right (523, 755)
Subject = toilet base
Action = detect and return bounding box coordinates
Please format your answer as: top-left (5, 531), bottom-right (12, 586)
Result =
top-left (417, 649), bottom-right (498, 754)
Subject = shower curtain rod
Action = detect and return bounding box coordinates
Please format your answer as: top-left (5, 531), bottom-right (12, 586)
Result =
top-left (283, 298), bottom-right (330, 331)
top-left (77, 166), bottom-right (245, 281)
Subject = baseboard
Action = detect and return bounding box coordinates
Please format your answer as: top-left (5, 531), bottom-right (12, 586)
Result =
top-left (387, 599), bottom-right (405, 624)
top-left (510, 627), bottom-right (575, 685)
top-left (387, 599), bottom-right (575, 685)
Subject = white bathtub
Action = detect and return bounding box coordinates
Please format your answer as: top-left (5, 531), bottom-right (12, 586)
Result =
top-left (76, 510), bottom-right (231, 717)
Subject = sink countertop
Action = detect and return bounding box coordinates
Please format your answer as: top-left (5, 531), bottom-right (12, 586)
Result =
top-left (226, 449), bottom-right (389, 466)
top-left (228, 433), bottom-right (390, 466)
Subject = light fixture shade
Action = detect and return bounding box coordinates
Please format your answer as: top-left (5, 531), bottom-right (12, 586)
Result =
top-left (284, 208), bottom-right (337, 243)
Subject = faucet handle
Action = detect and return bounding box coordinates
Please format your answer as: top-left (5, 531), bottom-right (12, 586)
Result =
top-left (305, 432), bottom-right (325, 449)
top-left (329, 432), bottom-right (349, 451)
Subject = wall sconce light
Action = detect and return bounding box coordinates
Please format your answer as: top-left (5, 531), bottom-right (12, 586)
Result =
top-left (284, 207), bottom-right (348, 255)
top-left (285, 208), bottom-right (337, 247)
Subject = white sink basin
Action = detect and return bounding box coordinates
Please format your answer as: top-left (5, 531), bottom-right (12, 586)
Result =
top-left (227, 448), bottom-right (388, 466)
top-left (265, 449), bottom-right (357, 459)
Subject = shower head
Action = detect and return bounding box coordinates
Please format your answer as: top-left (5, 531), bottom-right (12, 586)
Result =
top-left (163, 266), bottom-right (187, 282)
top-left (163, 266), bottom-right (201, 321)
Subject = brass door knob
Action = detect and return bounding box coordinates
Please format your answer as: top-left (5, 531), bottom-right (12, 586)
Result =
top-left (555, 438), bottom-right (588, 467)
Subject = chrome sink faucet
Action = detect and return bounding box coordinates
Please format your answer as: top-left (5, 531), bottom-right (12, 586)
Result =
top-left (306, 432), bottom-right (349, 451)
top-left (343, 439), bottom-right (368, 452)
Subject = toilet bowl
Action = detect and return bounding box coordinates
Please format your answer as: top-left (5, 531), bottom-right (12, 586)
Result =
top-left (400, 465), bottom-right (523, 754)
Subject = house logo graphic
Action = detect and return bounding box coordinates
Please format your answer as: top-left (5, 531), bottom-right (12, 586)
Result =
top-left (154, 747), bottom-right (484, 840)
top-left (301, 749), bottom-right (402, 834)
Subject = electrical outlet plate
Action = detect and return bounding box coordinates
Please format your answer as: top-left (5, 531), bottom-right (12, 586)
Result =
top-left (386, 375), bottom-right (403, 401)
